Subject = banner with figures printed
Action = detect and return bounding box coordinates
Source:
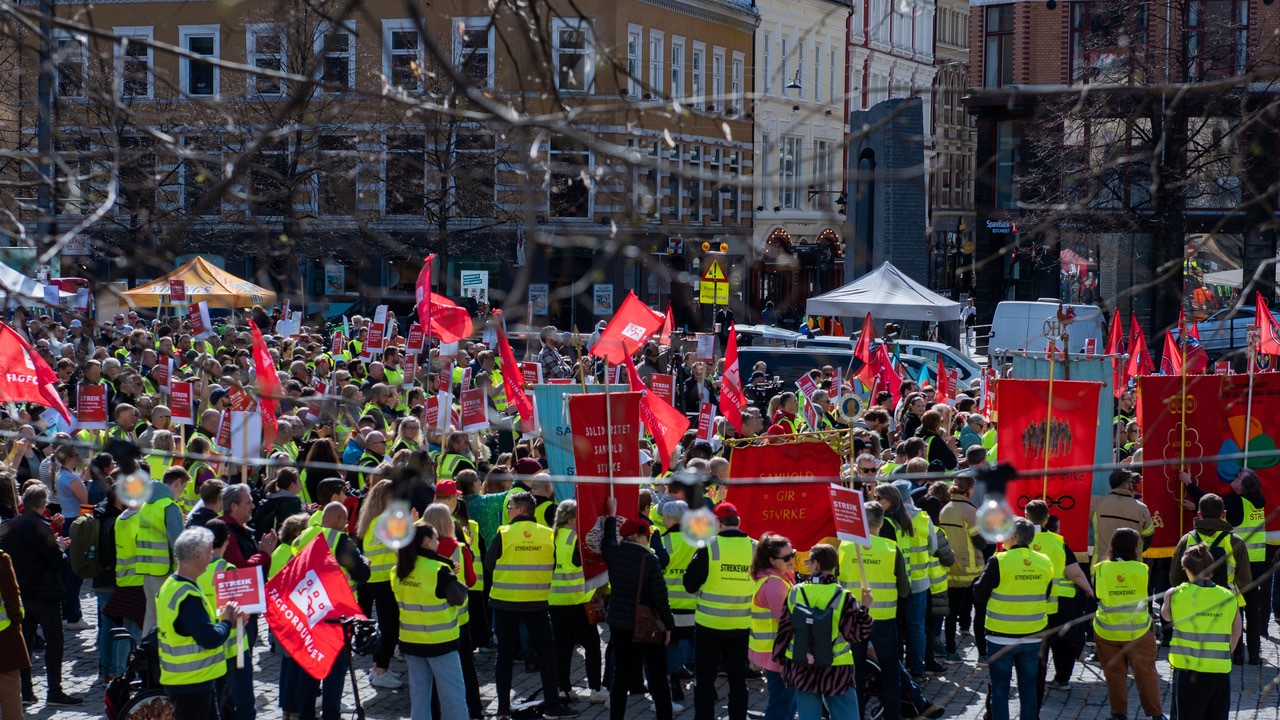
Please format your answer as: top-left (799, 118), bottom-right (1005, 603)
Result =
top-left (1138, 373), bottom-right (1280, 554)
top-left (995, 379), bottom-right (1100, 554)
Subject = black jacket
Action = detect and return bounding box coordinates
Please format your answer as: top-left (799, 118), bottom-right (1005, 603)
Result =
top-left (187, 506), bottom-right (218, 529)
top-left (680, 376), bottom-right (719, 414)
top-left (92, 501), bottom-right (124, 589)
top-left (602, 517), bottom-right (674, 632)
top-left (0, 509), bottom-right (65, 600)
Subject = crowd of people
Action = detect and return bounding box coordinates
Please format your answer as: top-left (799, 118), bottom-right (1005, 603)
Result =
top-left (0, 303), bottom-right (1263, 720)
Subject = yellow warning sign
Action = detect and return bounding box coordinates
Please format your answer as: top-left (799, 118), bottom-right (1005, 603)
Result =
top-left (702, 260), bottom-right (726, 282)
top-left (699, 280), bottom-right (729, 305)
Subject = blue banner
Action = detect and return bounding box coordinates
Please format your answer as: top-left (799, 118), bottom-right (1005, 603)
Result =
top-left (531, 383), bottom-right (628, 500)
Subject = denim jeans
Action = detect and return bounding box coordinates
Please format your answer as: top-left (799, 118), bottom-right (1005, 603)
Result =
top-left (296, 648), bottom-right (349, 720)
top-left (95, 590), bottom-right (136, 679)
top-left (854, 618), bottom-right (926, 720)
top-left (987, 640), bottom-right (1040, 720)
top-left (902, 590), bottom-right (928, 676)
top-left (794, 686), bottom-right (860, 720)
top-left (406, 652), bottom-right (467, 720)
top-left (764, 670), bottom-right (795, 720)
top-left (224, 658), bottom-right (255, 720)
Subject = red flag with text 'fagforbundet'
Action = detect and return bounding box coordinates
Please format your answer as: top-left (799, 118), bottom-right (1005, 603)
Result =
top-left (720, 322), bottom-right (746, 433)
top-left (264, 536), bottom-right (364, 680)
top-left (0, 322), bottom-right (71, 423)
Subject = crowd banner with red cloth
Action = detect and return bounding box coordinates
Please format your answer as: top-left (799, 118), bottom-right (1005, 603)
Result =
top-left (264, 536), bottom-right (365, 681)
top-left (590, 291), bottom-right (664, 365)
top-left (624, 354), bottom-right (689, 471)
top-left (1256, 292), bottom-right (1280, 357)
top-left (566, 391), bottom-right (642, 586)
top-left (0, 322), bottom-right (71, 423)
top-left (492, 310), bottom-right (534, 423)
top-left (248, 320), bottom-right (281, 452)
top-left (1106, 311), bottom-right (1126, 397)
top-left (415, 254), bottom-right (435, 337)
top-left (995, 379), bottom-right (1101, 552)
top-left (853, 313), bottom-right (875, 386)
top-left (1138, 372), bottom-right (1280, 553)
top-left (720, 322), bottom-right (746, 433)
top-left (727, 442), bottom-right (841, 551)
top-left (1161, 308), bottom-right (1209, 376)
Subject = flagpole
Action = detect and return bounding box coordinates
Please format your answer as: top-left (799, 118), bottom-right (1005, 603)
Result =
top-left (1042, 346), bottom-right (1055, 500)
top-left (604, 367), bottom-right (615, 501)
top-left (1178, 310), bottom-right (1189, 540)
top-left (1246, 336), bottom-right (1256, 468)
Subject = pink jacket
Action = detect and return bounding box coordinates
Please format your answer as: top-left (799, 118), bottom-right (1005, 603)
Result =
top-left (749, 570), bottom-right (794, 672)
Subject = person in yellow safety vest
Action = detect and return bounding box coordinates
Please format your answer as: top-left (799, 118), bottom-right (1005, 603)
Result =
top-left (547, 500), bottom-right (605, 704)
top-left (747, 533), bottom-right (796, 720)
top-left (1179, 468), bottom-right (1267, 664)
top-left (390, 521), bottom-right (471, 720)
top-left (1023, 500), bottom-right (1093, 695)
top-left (1169, 492), bottom-right (1252, 660)
top-left (156, 527), bottom-right (245, 720)
top-left (768, 392), bottom-right (803, 434)
top-left (139, 466), bottom-right (191, 636)
top-left (437, 479), bottom-right (488, 647)
top-left (290, 503), bottom-right (371, 720)
top-left (529, 479), bottom-right (556, 528)
top-left (354, 431), bottom-right (387, 491)
top-left (1160, 542), bottom-right (1242, 720)
top-left (923, 524), bottom-right (954, 673)
top-left (107, 404), bottom-right (140, 445)
top-left (482, 491), bottom-right (573, 719)
top-left (421, 500), bottom-right (483, 717)
top-left (354, 480), bottom-right (403, 690)
top-left (390, 417), bottom-right (422, 454)
top-left (938, 475), bottom-right (991, 661)
top-left (437, 432), bottom-right (477, 482)
top-left (972, 518), bottom-right (1054, 720)
top-left (879, 481), bottom-right (933, 681)
top-left (656, 500), bottom-right (696, 702)
top-left (193, 520), bottom-right (248, 668)
top-left (683, 502), bottom-right (756, 720)
top-left (839, 500), bottom-right (942, 720)
top-left (1093, 528), bottom-right (1164, 720)
top-left (774, 543), bottom-right (873, 719)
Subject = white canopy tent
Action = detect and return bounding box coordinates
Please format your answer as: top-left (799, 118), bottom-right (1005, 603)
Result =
top-left (805, 262), bottom-right (961, 322)
top-left (1201, 265), bottom-right (1280, 290)
top-left (0, 263), bottom-right (74, 309)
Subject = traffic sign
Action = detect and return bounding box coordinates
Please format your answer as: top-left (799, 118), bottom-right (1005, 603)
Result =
top-left (702, 260), bottom-right (726, 282)
top-left (699, 259), bottom-right (728, 305)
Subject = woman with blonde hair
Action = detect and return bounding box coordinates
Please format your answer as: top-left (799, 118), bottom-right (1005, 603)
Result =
top-left (424, 503), bottom-right (482, 718)
top-left (356, 479), bottom-right (402, 688)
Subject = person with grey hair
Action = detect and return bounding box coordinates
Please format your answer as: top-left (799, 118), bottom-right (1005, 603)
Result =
top-left (2, 483), bottom-right (80, 705)
top-left (973, 518), bottom-right (1054, 720)
top-left (158, 527), bottom-right (244, 720)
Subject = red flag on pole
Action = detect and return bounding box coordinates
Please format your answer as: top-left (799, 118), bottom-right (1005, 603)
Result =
top-left (264, 536), bottom-right (366, 680)
top-left (869, 343), bottom-right (902, 405)
top-left (659, 305), bottom-right (674, 347)
top-left (625, 353), bottom-right (689, 472)
top-left (247, 320), bottom-right (280, 451)
top-left (415, 254), bottom-right (434, 339)
top-left (720, 322), bottom-right (746, 433)
top-left (852, 312), bottom-right (875, 386)
top-left (1162, 307), bottom-right (1208, 376)
top-left (0, 322), bottom-right (70, 423)
top-left (1124, 312), bottom-right (1154, 383)
top-left (935, 356), bottom-right (950, 404)
top-left (415, 255), bottom-right (474, 343)
top-left (1106, 311), bottom-right (1125, 397)
top-left (1256, 292), bottom-right (1280, 356)
top-left (591, 292), bottom-right (665, 365)
top-left (492, 310), bottom-right (534, 424)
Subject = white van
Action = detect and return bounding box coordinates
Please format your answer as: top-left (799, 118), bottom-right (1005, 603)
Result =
top-left (989, 300), bottom-right (1106, 360)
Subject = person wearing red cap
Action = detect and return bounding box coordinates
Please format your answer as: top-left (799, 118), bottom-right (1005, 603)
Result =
top-left (684, 501), bottom-right (756, 720)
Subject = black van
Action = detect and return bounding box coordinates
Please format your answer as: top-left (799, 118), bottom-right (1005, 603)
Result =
top-left (734, 346), bottom-right (927, 388)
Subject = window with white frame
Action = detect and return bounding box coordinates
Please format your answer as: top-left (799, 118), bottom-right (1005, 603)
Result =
top-left (321, 29), bottom-right (355, 89)
top-left (455, 132), bottom-right (496, 218)
top-left (779, 135), bottom-right (801, 209)
top-left (626, 26), bottom-right (642, 97)
top-left (318, 135), bottom-right (358, 215)
top-left (54, 32), bottom-right (86, 98)
top-left (709, 148), bottom-right (721, 222)
top-left (249, 138), bottom-right (289, 217)
top-left (648, 31), bottom-right (663, 98)
top-left (730, 53), bottom-right (743, 113)
top-left (829, 48), bottom-right (836, 105)
top-left (183, 134), bottom-right (222, 217)
top-left (711, 49), bottom-right (724, 112)
top-left (688, 145), bottom-right (701, 220)
top-left (116, 27), bottom-right (153, 99)
top-left (385, 134), bottom-right (425, 216)
top-left (813, 139), bottom-right (833, 210)
top-left (813, 43), bottom-right (822, 103)
top-left (760, 132), bottom-right (771, 208)
top-left (455, 20), bottom-right (494, 88)
top-left (383, 20), bottom-right (423, 91)
top-left (691, 43), bottom-right (705, 104)
top-left (670, 38), bottom-right (684, 100)
top-left (247, 25), bottom-right (284, 97)
top-left (666, 143), bottom-right (680, 218)
top-left (762, 32), bottom-right (772, 94)
top-left (796, 39), bottom-right (804, 99)
top-left (179, 26), bottom-right (219, 97)
top-left (553, 18), bottom-right (594, 92)
top-left (781, 36), bottom-right (790, 96)
top-left (548, 137), bottom-right (591, 217)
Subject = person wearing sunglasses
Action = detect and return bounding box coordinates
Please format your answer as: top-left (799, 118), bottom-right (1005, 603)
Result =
top-left (748, 533), bottom-right (796, 720)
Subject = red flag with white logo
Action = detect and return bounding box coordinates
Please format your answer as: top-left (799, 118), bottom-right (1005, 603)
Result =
top-left (416, 254), bottom-right (474, 343)
top-left (0, 322), bottom-right (70, 423)
top-left (720, 322), bottom-right (746, 434)
top-left (264, 536), bottom-right (365, 680)
top-left (591, 292), bottom-right (665, 365)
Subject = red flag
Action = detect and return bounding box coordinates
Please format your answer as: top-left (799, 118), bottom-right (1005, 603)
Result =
top-left (659, 305), bottom-right (674, 347)
top-left (1257, 292), bottom-right (1280, 356)
top-left (720, 322), bottom-right (746, 434)
top-left (625, 354), bottom-right (689, 472)
top-left (1162, 307), bottom-right (1208, 376)
top-left (0, 322), bottom-right (70, 423)
top-left (591, 292), bottom-right (665, 365)
top-left (935, 356), bottom-right (950, 404)
top-left (248, 320), bottom-right (280, 452)
top-left (264, 536), bottom-right (365, 680)
top-left (852, 313), bottom-right (875, 386)
top-left (415, 254), bottom-right (434, 337)
top-left (1124, 312), bottom-right (1154, 384)
top-left (869, 343), bottom-right (902, 405)
top-left (492, 310), bottom-right (534, 424)
top-left (1106, 311), bottom-right (1126, 398)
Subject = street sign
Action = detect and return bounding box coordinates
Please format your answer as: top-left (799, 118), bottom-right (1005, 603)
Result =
top-left (699, 259), bottom-right (729, 305)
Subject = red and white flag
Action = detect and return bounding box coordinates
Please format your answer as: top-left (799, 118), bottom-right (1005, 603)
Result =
top-left (248, 320), bottom-right (281, 452)
top-left (659, 304), bottom-right (674, 347)
top-left (264, 536), bottom-right (365, 680)
top-left (1256, 291), bottom-right (1280, 357)
top-left (591, 292), bottom-right (664, 365)
top-left (624, 353), bottom-right (689, 472)
top-left (416, 254), bottom-right (474, 343)
top-left (0, 322), bottom-right (70, 423)
top-left (720, 322), bottom-right (746, 434)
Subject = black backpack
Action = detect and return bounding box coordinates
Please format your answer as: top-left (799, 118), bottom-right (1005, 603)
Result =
top-left (789, 585), bottom-right (845, 667)
top-left (1192, 530), bottom-right (1231, 588)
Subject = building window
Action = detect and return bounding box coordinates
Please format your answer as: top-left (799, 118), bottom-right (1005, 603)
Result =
top-left (728, 151), bottom-right (741, 220)
top-left (119, 136), bottom-right (155, 218)
top-left (549, 137), bottom-right (591, 217)
top-left (872, 0), bottom-right (890, 43)
top-left (689, 145), bottom-right (701, 221)
top-left (626, 26), bottom-right (642, 97)
top-left (383, 20), bottom-right (423, 91)
top-left (1188, 0), bottom-right (1246, 80)
top-left (249, 139), bottom-right (290, 217)
top-left (1069, 2), bottom-right (1148, 83)
top-left (321, 29), bottom-right (355, 89)
top-left (183, 135), bottom-right (222, 217)
top-left (247, 25), bottom-right (284, 97)
top-left (712, 49), bottom-right (724, 112)
top-left (983, 6), bottom-right (1013, 88)
top-left (780, 35), bottom-right (790, 96)
top-left (318, 135), bottom-right (358, 215)
top-left (731, 52), bottom-right (743, 113)
top-left (456, 21), bottom-right (494, 88)
top-left (994, 120), bottom-right (1018, 209)
top-left (116, 27), bottom-right (153, 99)
top-left (455, 133), bottom-right (496, 218)
top-left (648, 31), bottom-right (663, 98)
top-left (385, 134), bottom-right (425, 216)
top-left (671, 38), bottom-right (684, 100)
top-left (760, 133), bottom-right (771, 208)
top-left (829, 47), bottom-right (837, 104)
top-left (813, 43), bottom-right (822, 103)
top-left (813, 139), bottom-right (833, 210)
top-left (779, 135), bottom-right (801, 209)
top-left (796, 39), bottom-right (804, 99)
top-left (709, 148), bottom-right (722, 222)
top-left (54, 32), bottom-right (86, 98)
top-left (179, 26), bottom-right (219, 97)
top-left (666, 143), bottom-right (681, 218)
top-left (762, 32), bottom-right (772, 95)
top-left (692, 44), bottom-right (705, 104)
top-left (553, 19), bottom-right (594, 92)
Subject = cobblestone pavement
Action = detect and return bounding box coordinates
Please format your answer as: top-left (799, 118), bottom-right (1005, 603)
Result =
top-left (21, 592), bottom-right (1280, 719)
